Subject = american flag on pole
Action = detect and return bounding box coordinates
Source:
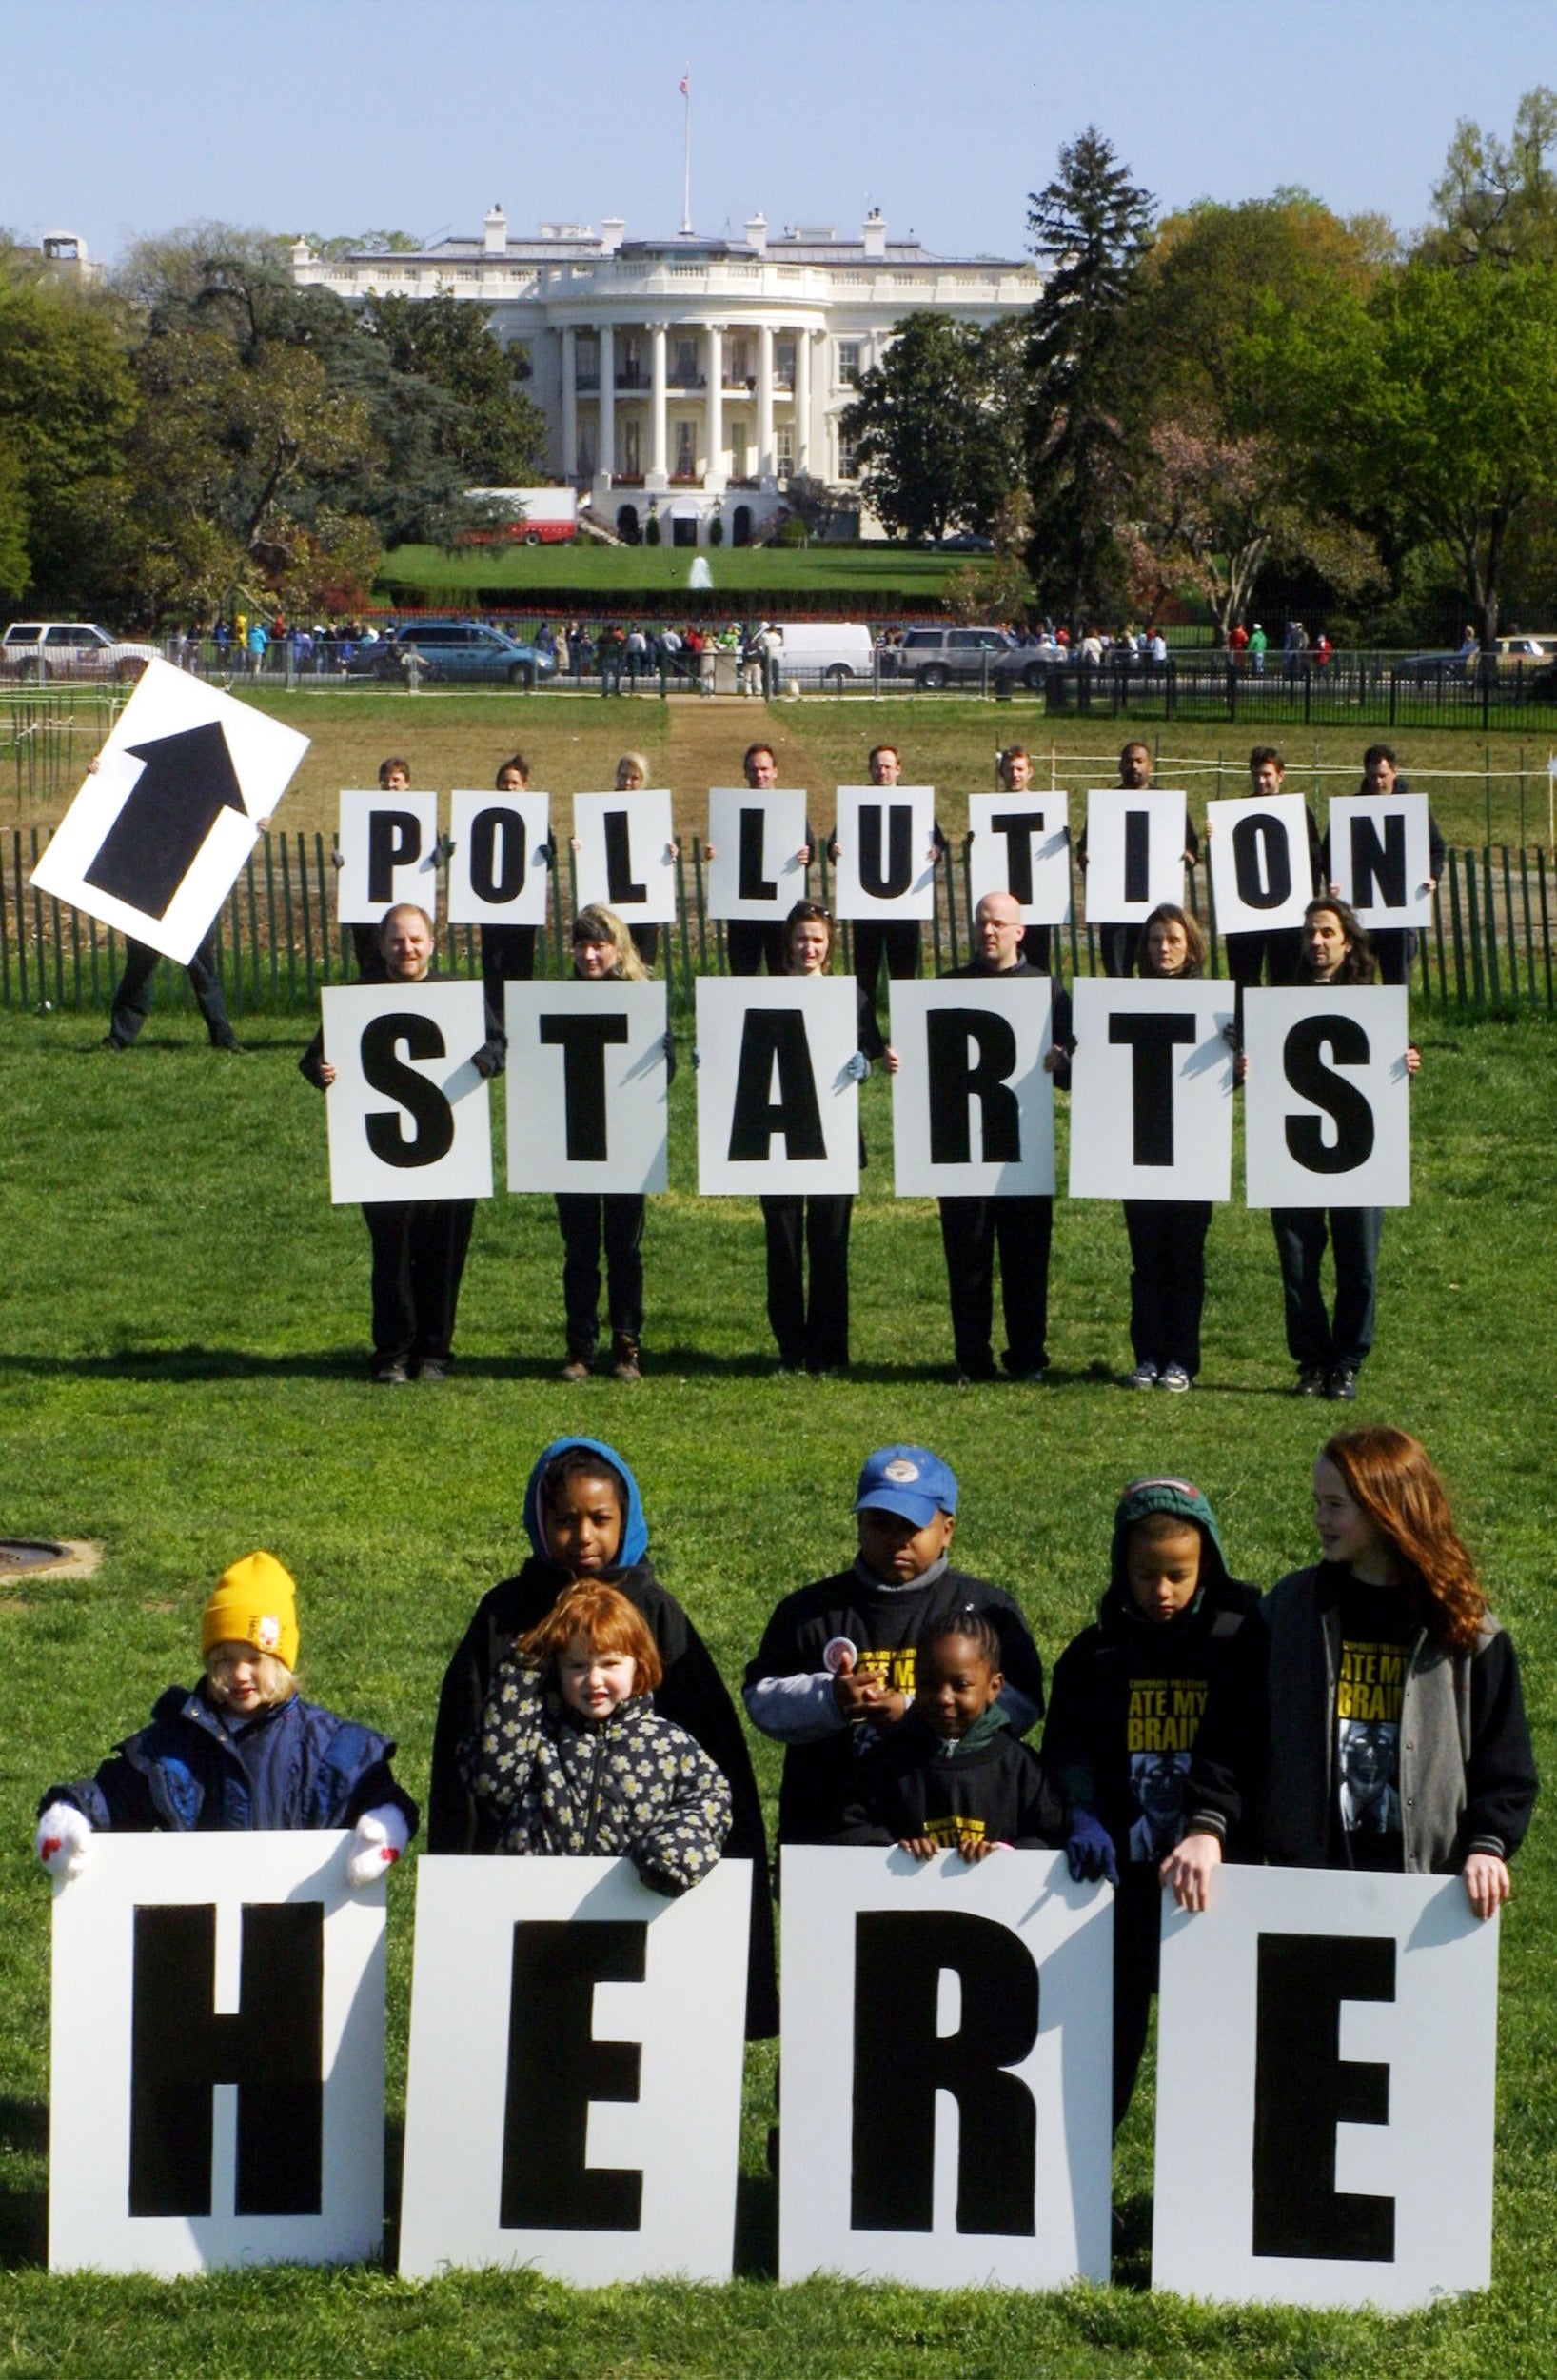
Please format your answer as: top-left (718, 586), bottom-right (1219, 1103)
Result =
top-left (680, 72), bottom-right (689, 95)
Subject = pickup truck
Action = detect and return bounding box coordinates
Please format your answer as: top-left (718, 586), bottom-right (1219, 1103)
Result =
top-left (0, 622), bottom-right (162, 683)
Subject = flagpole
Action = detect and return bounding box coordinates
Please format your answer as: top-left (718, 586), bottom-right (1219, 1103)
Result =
top-left (680, 67), bottom-right (692, 235)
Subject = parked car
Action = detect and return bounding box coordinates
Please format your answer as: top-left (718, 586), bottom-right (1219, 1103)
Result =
top-left (0, 621), bottom-right (162, 683)
top-left (878, 626), bottom-right (1055, 691)
top-left (347, 620), bottom-right (558, 687)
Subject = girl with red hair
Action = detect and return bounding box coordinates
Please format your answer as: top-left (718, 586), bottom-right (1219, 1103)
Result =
top-left (1163, 1424), bottom-right (1537, 1919)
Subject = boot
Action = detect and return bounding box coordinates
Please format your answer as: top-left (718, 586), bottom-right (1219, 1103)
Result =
top-left (561, 1342), bottom-right (593, 1382)
top-left (609, 1333), bottom-right (641, 1383)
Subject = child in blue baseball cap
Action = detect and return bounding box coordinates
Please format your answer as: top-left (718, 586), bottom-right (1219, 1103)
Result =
top-left (743, 1444), bottom-right (1045, 1846)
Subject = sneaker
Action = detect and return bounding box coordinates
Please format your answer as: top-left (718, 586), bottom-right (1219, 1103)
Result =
top-left (560, 1350), bottom-right (592, 1382)
top-left (1159, 1363), bottom-right (1192, 1393)
top-left (416, 1359), bottom-right (448, 1383)
top-left (372, 1359), bottom-right (409, 1386)
top-left (1125, 1362), bottom-right (1158, 1391)
top-left (1292, 1366), bottom-right (1328, 1397)
top-left (609, 1336), bottom-right (642, 1383)
top-left (1327, 1365), bottom-right (1359, 1401)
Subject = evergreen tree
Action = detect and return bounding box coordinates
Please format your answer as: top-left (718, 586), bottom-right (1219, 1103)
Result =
top-left (840, 312), bottom-right (1019, 544)
top-left (1024, 129), bottom-right (1154, 625)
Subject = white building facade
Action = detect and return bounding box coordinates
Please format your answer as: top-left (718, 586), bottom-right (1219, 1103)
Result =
top-left (290, 207), bottom-right (1037, 543)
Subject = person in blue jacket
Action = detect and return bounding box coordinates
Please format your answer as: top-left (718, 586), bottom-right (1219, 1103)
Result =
top-left (36, 1551), bottom-right (418, 1888)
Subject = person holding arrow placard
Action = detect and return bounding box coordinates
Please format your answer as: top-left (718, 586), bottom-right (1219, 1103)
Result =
top-left (84, 749), bottom-right (249, 1054)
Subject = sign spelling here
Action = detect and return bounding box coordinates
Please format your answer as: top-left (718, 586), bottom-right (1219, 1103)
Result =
top-left (321, 982), bottom-right (495, 1204)
top-left (966, 791), bottom-right (1071, 925)
top-left (830, 785), bottom-right (936, 921)
top-left (49, 1834), bottom-right (387, 2275)
top-left (1067, 979), bottom-right (1235, 1201)
top-left (335, 789), bottom-right (440, 926)
top-left (30, 658), bottom-right (308, 964)
top-left (398, 1857), bottom-right (751, 2283)
top-left (1243, 986), bottom-right (1411, 1208)
top-left (1206, 793), bottom-right (1314, 936)
top-left (1082, 787), bottom-right (1188, 925)
top-left (504, 981), bottom-right (669, 1192)
top-left (705, 788), bottom-right (809, 921)
top-left (778, 1848), bottom-right (1113, 2288)
top-left (446, 789), bottom-right (552, 926)
top-left (1153, 1869), bottom-right (1498, 2310)
top-left (1326, 795), bottom-right (1433, 931)
top-left (695, 977), bottom-right (860, 1195)
top-left (889, 978), bottom-right (1055, 1198)
top-left (573, 790), bottom-right (678, 924)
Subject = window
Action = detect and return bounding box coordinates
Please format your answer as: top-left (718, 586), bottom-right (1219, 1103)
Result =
top-left (673, 337), bottom-right (699, 386)
top-left (575, 336), bottom-right (598, 389)
top-left (619, 336), bottom-right (642, 388)
top-left (621, 419), bottom-right (640, 477)
top-left (727, 336), bottom-right (751, 385)
top-left (729, 419), bottom-right (749, 478)
top-left (577, 426), bottom-right (596, 478)
top-left (776, 338), bottom-right (796, 390)
top-left (776, 425), bottom-right (793, 481)
top-left (838, 341), bottom-right (860, 387)
top-left (838, 429), bottom-right (859, 481)
top-left (675, 420), bottom-right (697, 477)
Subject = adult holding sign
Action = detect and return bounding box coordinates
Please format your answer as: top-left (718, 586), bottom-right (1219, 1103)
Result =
top-left (572, 754), bottom-right (678, 971)
top-left (426, 1434), bottom-right (778, 2036)
top-left (703, 742), bottom-right (815, 976)
top-left (1076, 740), bottom-right (1201, 979)
top-left (1323, 744), bottom-right (1445, 986)
top-left (966, 745), bottom-right (1070, 975)
top-left (78, 753), bottom-right (247, 1053)
top-left (449, 751), bottom-right (553, 1009)
top-left (337, 760), bottom-right (438, 982)
top-left (1163, 1425), bottom-right (1537, 1923)
top-left (1245, 899), bottom-right (1418, 1400)
top-left (1210, 747), bottom-right (1323, 994)
top-left (302, 903), bottom-right (504, 1383)
top-left (830, 744), bottom-right (946, 1008)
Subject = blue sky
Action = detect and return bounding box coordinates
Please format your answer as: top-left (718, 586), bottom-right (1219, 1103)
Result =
top-left (5, 0), bottom-right (1553, 264)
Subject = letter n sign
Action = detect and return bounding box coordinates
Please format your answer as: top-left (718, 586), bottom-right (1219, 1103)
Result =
top-left (48, 1835), bottom-right (387, 2273)
top-left (778, 1848), bottom-right (1112, 2287)
top-left (398, 1857), bottom-right (751, 2282)
top-left (1153, 1869), bottom-right (1500, 2309)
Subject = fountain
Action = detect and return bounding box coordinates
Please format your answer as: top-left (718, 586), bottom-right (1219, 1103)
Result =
top-left (688, 555), bottom-right (713, 591)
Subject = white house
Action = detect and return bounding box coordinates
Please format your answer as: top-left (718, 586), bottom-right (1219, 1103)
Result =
top-left (290, 206), bottom-right (1037, 543)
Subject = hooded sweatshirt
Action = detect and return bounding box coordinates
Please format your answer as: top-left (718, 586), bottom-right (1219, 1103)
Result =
top-left (426, 1436), bottom-right (776, 2031)
top-left (1041, 1478), bottom-right (1261, 1872)
top-left (837, 1703), bottom-right (1064, 1852)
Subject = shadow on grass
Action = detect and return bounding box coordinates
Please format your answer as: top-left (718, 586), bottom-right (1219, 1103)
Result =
top-left (1110, 2188), bottom-right (1153, 2291)
top-left (0, 2096), bottom-right (49, 2267)
top-left (734, 2170), bottom-right (778, 2278)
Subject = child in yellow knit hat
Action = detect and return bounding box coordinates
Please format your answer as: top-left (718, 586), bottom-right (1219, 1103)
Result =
top-left (37, 1552), bottom-right (417, 1889)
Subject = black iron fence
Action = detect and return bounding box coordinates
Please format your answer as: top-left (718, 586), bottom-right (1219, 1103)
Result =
top-left (2, 828), bottom-right (1550, 1024)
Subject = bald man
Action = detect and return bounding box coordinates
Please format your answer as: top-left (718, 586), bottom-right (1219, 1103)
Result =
top-left (934, 890), bottom-right (1054, 1384)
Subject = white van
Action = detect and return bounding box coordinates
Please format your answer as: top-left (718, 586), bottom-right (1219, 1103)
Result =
top-left (769, 621), bottom-right (875, 683)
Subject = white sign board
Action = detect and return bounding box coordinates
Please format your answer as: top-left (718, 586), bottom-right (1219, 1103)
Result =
top-left (1067, 979), bottom-right (1235, 1201)
top-left (696, 977), bottom-right (859, 1194)
top-left (504, 981), bottom-right (669, 1192)
top-left (705, 788), bottom-right (809, 921)
top-left (831, 786), bottom-right (936, 921)
top-left (335, 788), bottom-right (440, 927)
top-left (573, 790), bottom-right (678, 924)
top-left (30, 658), bottom-right (308, 964)
top-left (321, 982), bottom-right (495, 1204)
top-left (446, 789), bottom-right (552, 926)
top-left (778, 1847), bottom-right (1113, 2288)
top-left (1206, 793), bottom-right (1314, 936)
top-left (967, 791), bottom-right (1072, 925)
top-left (49, 1833), bottom-right (386, 2274)
top-left (1153, 1868), bottom-right (1498, 2310)
top-left (1082, 788), bottom-right (1188, 924)
top-left (399, 1856), bottom-right (751, 2282)
top-left (889, 978), bottom-right (1055, 1198)
top-left (1327, 796), bottom-right (1433, 930)
top-left (1243, 987), bottom-right (1411, 1208)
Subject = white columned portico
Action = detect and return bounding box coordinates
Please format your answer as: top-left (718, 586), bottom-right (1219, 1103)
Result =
top-left (705, 322), bottom-right (726, 490)
top-left (561, 325), bottom-right (578, 481)
top-left (649, 323), bottom-right (668, 487)
top-left (757, 322), bottom-right (775, 490)
top-left (598, 323), bottom-right (616, 482)
top-left (795, 327), bottom-right (812, 474)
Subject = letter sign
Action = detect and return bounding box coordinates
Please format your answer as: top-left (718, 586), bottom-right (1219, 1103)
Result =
top-left (446, 789), bottom-right (552, 926)
top-left (504, 982), bottom-right (669, 1192)
top-left (706, 788), bottom-right (810, 920)
top-left (889, 980), bottom-right (1055, 1197)
top-left (573, 791), bottom-right (678, 924)
top-left (831, 786), bottom-right (936, 921)
top-left (335, 788), bottom-right (440, 926)
top-left (1243, 988), bottom-right (1411, 1207)
top-left (321, 982), bottom-right (495, 1203)
top-left (1206, 794), bottom-right (1313, 936)
top-left (696, 978), bottom-right (859, 1193)
top-left (967, 792), bottom-right (1071, 924)
top-left (1067, 980), bottom-right (1234, 1200)
top-left (1082, 788), bottom-right (1188, 924)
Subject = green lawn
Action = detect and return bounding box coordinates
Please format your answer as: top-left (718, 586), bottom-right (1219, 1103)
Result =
top-left (376, 543), bottom-right (968, 604)
top-left (0, 997), bottom-right (1552, 2374)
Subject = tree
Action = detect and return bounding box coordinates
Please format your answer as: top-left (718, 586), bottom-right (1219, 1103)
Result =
top-left (0, 258), bottom-right (137, 613)
top-left (943, 552), bottom-right (1035, 625)
top-left (839, 312), bottom-right (1020, 544)
top-left (0, 435), bottom-right (29, 605)
top-left (1425, 87), bottom-right (1557, 267)
top-left (1023, 129), bottom-right (1154, 625)
top-left (355, 291), bottom-right (546, 484)
top-left (1311, 259), bottom-right (1557, 646)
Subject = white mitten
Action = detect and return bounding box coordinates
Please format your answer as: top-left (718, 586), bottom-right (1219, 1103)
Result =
top-left (36, 1803), bottom-right (92, 1882)
top-left (345, 1804), bottom-right (410, 1890)
top-left (845, 1050), bottom-right (870, 1081)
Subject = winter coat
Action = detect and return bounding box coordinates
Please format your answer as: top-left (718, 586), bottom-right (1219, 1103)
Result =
top-left (460, 1664), bottom-right (731, 1894)
top-left (837, 1705), bottom-right (1063, 1852)
top-left (44, 1686), bottom-right (418, 1836)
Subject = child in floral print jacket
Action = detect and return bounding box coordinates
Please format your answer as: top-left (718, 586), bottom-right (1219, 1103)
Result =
top-left (458, 1580), bottom-right (733, 1895)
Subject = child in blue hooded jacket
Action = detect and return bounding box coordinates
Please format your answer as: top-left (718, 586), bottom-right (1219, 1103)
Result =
top-left (1041, 1477), bottom-right (1260, 2128)
top-left (427, 1435), bottom-right (777, 2032)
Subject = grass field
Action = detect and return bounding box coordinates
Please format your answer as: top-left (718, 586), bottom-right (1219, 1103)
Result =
top-left (0, 951), bottom-right (1552, 2373)
top-left (377, 544), bottom-right (965, 605)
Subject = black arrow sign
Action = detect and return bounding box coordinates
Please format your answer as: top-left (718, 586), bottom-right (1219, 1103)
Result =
top-left (83, 721), bottom-right (248, 920)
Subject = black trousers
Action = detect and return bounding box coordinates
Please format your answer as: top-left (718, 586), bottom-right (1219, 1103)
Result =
top-left (726, 920), bottom-right (787, 976)
top-left (1271, 1205), bottom-right (1383, 1371)
top-left (1224, 927), bottom-right (1304, 989)
top-left (556, 1193), bottom-right (644, 1348)
top-left (759, 1195), bottom-right (852, 1369)
top-left (1113, 1867), bottom-right (1165, 2131)
top-left (1099, 923), bottom-right (1141, 979)
top-left (1017, 925), bottom-right (1053, 972)
top-left (628, 924), bottom-right (660, 968)
top-left (108, 937), bottom-right (235, 1048)
top-left (937, 1194), bottom-right (1053, 1378)
top-left (481, 923), bottom-right (538, 1020)
top-left (1370, 928), bottom-right (1418, 986)
top-left (364, 1200), bottom-right (475, 1364)
top-left (349, 922), bottom-right (384, 979)
top-left (852, 918), bottom-right (920, 1007)
top-left (1123, 1200), bottom-right (1212, 1375)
